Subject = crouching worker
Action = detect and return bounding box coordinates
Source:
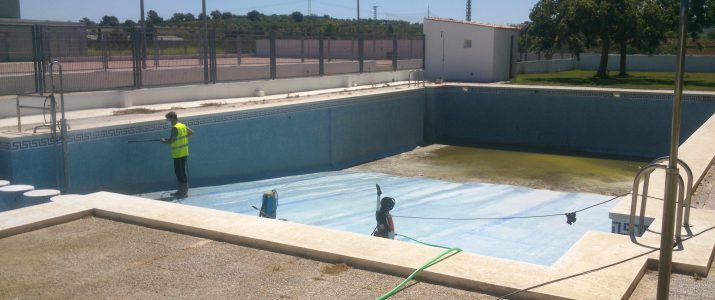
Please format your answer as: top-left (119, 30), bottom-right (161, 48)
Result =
top-left (372, 197), bottom-right (396, 239)
top-left (160, 112), bottom-right (193, 199)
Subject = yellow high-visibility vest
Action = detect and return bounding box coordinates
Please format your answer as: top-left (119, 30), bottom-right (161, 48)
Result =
top-left (171, 122), bottom-right (189, 158)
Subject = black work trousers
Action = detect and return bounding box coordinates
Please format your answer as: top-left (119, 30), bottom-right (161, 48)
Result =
top-left (173, 156), bottom-right (188, 183)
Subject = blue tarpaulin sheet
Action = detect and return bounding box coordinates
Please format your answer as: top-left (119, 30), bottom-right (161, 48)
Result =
top-left (141, 171), bottom-right (616, 266)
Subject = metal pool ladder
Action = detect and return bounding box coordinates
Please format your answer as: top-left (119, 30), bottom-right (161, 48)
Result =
top-left (408, 70), bottom-right (425, 87)
top-left (49, 61), bottom-right (70, 193)
top-left (629, 156), bottom-right (693, 245)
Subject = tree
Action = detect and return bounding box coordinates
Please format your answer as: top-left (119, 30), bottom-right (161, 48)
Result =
top-left (612, 0), bottom-right (639, 77)
top-left (247, 10), bottom-right (262, 21)
top-left (80, 17), bottom-right (96, 26)
top-left (558, 0), bottom-right (598, 61)
top-left (198, 13), bottom-right (208, 20)
top-left (211, 10), bottom-right (222, 20)
top-left (147, 10), bottom-right (163, 25)
top-left (169, 13), bottom-right (185, 23)
top-left (99, 15), bottom-right (119, 27)
top-left (222, 12), bottom-right (234, 19)
top-left (290, 11), bottom-right (304, 22)
top-left (122, 19), bottom-right (137, 32)
top-left (526, 0), bottom-right (561, 59)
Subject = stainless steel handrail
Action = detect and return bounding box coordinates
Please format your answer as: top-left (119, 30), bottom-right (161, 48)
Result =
top-left (652, 156), bottom-right (693, 227)
top-left (15, 93), bottom-right (57, 133)
top-left (408, 70), bottom-right (425, 87)
top-left (49, 61), bottom-right (70, 193)
top-left (628, 157), bottom-right (693, 245)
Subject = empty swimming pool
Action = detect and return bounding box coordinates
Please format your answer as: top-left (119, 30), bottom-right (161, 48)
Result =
top-left (140, 171), bottom-right (617, 266)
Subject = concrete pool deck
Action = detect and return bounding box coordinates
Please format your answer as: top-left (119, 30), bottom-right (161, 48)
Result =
top-left (0, 80), bottom-right (429, 135)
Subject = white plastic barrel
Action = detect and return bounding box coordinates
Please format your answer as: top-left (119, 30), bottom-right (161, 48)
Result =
top-left (23, 189), bottom-right (61, 206)
top-left (0, 184), bottom-right (35, 212)
top-left (0, 180), bottom-right (9, 188)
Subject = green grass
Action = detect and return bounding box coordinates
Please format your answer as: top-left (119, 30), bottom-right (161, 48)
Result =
top-left (513, 70), bottom-right (715, 92)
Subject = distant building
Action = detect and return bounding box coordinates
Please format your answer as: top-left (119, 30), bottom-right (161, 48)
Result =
top-left (0, 0), bottom-right (20, 19)
top-left (423, 17), bottom-right (520, 82)
top-left (0, 18), bottom-right (87, 62)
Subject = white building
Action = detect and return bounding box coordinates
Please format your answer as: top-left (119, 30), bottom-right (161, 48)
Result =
top-left (423, 18), bottom-right (520, 82)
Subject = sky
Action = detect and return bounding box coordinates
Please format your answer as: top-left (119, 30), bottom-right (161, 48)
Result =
top-left (19, 0), bottom-right (539, 25)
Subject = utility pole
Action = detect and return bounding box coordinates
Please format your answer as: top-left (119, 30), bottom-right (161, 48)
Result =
top-left (202, 0), bottom-right (209, 83)
top-left (140, 0), bottom-right (146, 68)
top-left (308, 0), bottom-right (312, 15)
top-left (373, 6), bottom-right (378, 20)
top-left (466, 0), bottom-right (472, 21)
top-left (657, 0), bottom-right (689, 298)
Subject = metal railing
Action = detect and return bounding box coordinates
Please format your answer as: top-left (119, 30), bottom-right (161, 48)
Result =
top-left (628, 156), bottom-right (693, 245)
top-left (49, 61), bottom-right (70, 193)
top-left (0, 24), bottom-right (425, 96)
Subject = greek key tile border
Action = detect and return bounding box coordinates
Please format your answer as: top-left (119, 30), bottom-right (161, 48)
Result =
top-left (0, 89), bottom-right (417, 152)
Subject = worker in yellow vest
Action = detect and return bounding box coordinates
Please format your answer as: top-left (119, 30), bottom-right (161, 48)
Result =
top-left (160, 112), bottom-right (194, 199)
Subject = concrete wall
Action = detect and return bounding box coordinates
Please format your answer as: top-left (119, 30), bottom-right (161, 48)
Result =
top-left (256, 39), bottom-right (424, 60)
top-left (423, 18), bottom-right (519, 82)
top-left (1, 69), bottom-right (416, 119)
top-left (1, 90), bottom-right (426, 193)
top-left (492, 30), bottom-right (519, 80)
top-left (578, 54), bottom-right (715, 73)
top-left (515, 55), bottom-right (714, 74)
top-left (515, 59), bottom-right (577, 74)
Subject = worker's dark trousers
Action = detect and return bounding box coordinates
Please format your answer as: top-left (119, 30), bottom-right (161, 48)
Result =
top-left (173, 156), bottom-right (189, 197)
top-left (173, 156), bottom-right (188, 183)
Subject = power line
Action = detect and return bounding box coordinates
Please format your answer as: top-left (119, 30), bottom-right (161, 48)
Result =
top-left (496, 224), bottom-right (715, 299)
top-left (392, 193), bottom-right (665, 222)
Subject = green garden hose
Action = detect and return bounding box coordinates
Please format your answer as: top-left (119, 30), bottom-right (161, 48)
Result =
top-left (376, 234), bottom-right (462, 300)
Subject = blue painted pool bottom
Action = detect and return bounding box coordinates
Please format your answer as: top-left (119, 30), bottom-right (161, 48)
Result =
top-left (140, 171), bottom-right (616, 266)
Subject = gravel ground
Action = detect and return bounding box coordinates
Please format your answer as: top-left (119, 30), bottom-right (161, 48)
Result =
top-left (0, 217), bottom-right (493, 300)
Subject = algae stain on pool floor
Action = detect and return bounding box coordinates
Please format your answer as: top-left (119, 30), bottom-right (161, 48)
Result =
top-left (350, 144), bottom-right (646, 195)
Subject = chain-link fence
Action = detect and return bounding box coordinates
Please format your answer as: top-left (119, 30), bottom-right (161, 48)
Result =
top-left (0, 23), bottom-right (425, 96)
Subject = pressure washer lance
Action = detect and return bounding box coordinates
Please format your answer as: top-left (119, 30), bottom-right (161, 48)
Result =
top-left (375, 184), bottom-right (382, 212)
top-left (127, 139), bottom-right (161, 143)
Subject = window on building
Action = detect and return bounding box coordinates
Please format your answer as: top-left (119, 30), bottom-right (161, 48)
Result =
top-left (464, 39), bottom-right (472, 48)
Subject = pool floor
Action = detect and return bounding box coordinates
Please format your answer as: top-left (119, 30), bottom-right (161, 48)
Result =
top-left (140, 171), bottom-right (616, 266)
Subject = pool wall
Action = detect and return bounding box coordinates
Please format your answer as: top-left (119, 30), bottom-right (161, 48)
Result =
top-left (428, 87), bottom-right (715, 158)
top-left (1, 86), bottom-right (714, 194)
top-left (1, 91), bottom-right (427, 194)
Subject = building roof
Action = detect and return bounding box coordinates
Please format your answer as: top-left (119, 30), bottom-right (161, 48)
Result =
top-left (424, 17), bottom-right (519, 31)
top-left (0, 18), bottom-right (82, 26)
